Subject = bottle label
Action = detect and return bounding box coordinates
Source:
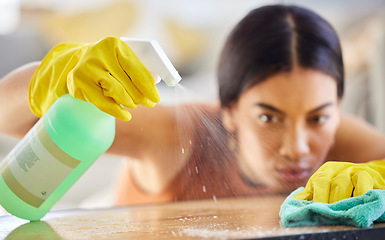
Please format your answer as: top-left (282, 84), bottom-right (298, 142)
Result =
top-left (0, 119), bottom-right (80, 208)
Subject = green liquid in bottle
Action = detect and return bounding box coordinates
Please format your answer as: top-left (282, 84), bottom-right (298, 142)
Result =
top-left (0, 94), bottom-right (115, 221)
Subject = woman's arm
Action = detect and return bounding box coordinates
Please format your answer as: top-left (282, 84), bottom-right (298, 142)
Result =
top-left (110, 104), bottom-right (190, 193)
top-left (0, 62), bottom-right (40, 138)
top-left (0, 60), bottom-right (192, 195)
top-left (0, 61), bottom-right (182, 162)
top-left (110, 104), bottom-right (179, 161)
top-left (327, 112), bottom-right (385, 163)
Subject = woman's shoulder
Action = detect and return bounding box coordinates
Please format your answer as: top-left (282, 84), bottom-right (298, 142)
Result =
top-left (327, 113), bottom-right (385, 163)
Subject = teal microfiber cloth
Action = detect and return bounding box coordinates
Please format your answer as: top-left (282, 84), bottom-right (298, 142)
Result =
top-left (279, 187), bottom-right (385, 228)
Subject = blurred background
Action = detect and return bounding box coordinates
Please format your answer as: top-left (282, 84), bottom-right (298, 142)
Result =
top-left (0, 0), bottom-right (385, 213)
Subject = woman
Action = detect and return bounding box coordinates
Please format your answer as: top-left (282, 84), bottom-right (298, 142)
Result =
top-left (0, 5), bottom-right (384, 206)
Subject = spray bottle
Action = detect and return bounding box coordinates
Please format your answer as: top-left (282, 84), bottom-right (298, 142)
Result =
top-left (0, 38), bottom-right (182, 221)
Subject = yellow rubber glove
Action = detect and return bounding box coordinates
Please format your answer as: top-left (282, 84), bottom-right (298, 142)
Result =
top-left (294, 160), bottom-right (385, 203)
top-left (29, 36), bottom-right (160, 121)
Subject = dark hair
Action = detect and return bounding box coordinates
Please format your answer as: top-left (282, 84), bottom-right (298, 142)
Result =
top-left (218, 5), bottom-right (344, 107)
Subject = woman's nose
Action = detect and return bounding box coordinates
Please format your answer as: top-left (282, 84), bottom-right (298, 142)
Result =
top-left (279, 127), bottom-right (310, 162)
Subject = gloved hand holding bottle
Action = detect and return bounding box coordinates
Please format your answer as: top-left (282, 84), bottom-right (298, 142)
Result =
top-left (0, 36), bottom-right (180, 221)
top-left (294, 160), bottom-right (385, 203)
top-left (29, 36), bottom-right (161, 121)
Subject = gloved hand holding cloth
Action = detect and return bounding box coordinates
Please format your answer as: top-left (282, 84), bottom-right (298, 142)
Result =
top-left (280, 160), bottom-right (385, 228)
top-left (29, 36), bottom-right (160, 121)
top-left (294, 160), bottom-right (385, 203)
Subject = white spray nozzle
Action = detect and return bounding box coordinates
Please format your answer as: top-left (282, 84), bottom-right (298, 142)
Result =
top-left (121, 37), bottom-right (182, 86)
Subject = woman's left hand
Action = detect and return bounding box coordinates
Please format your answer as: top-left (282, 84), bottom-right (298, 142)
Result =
top-left (294, 160), bottom-right (385, 203)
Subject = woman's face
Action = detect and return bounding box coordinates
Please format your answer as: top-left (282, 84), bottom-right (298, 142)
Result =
top-left (223, 67), bottom-right (340, 192)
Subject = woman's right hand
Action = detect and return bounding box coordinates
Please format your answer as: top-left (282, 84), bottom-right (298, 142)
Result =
top-left (29, 36), bottom-right (160, 121)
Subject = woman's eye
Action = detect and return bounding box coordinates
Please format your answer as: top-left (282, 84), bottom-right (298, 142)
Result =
top-left (259, 114), bottom-right (280, 123)
top-left (309, 115), bottom-right (329, 125)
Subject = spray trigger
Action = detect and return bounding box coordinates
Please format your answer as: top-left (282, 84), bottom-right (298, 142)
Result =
top-left (121, 37), bottom-right (182, 86)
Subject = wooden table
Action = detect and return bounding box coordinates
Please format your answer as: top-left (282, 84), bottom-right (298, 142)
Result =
top-left (1, 194), bottom-right (385, 240)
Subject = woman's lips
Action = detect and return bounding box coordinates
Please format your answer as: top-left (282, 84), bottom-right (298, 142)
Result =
top-left (276, 168), bottom-right (310, 182)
